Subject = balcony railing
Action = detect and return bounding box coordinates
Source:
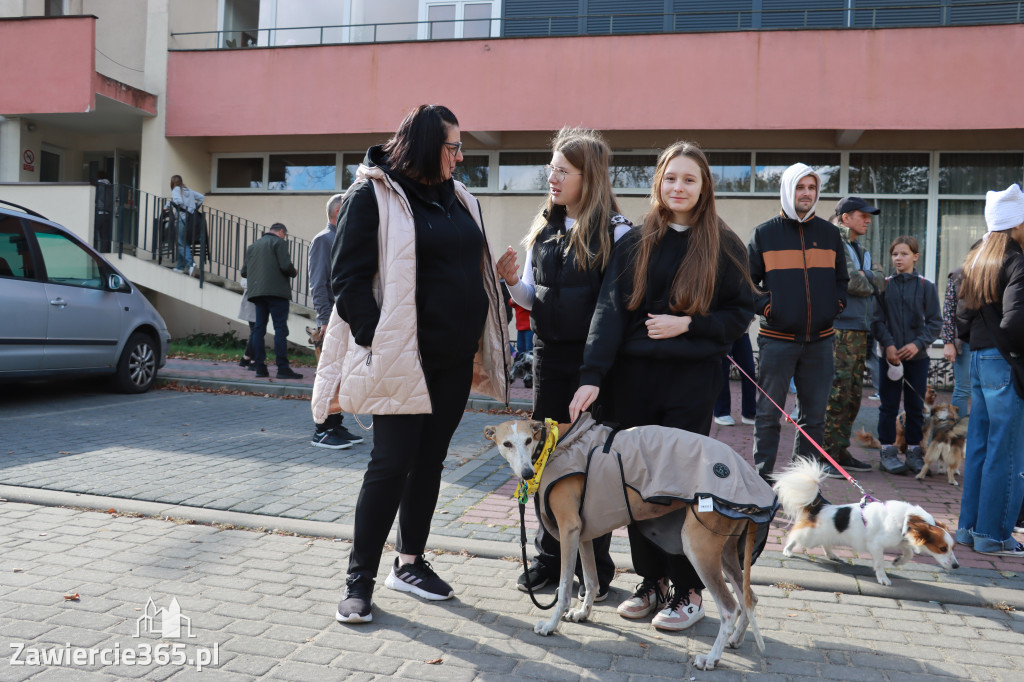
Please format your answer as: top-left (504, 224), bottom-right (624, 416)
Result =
top-left (170, 2), bottom-right (1024, 50)
top-left (108, 184), bottom-right (312, 308)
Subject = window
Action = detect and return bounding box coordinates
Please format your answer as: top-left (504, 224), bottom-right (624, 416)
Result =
top-left (706, 151), bottom-right (753, 193)
top-left (453, 154), bottom-right (490, 188)
top-left (222, 0), bottom-right (349, 47)
top-left (44, 0), bottom-right (67, 16)
top-left (341, 153), bottom-right (365, 188)
top-left (849, 153), bottom-right (929, 195)
top-left (35, 227), bottom-right (105, 289)
top-left (754, 152), bottom-right (840, 193)
top-left (0, 217), bottom-right (32, 280)
top-left (216, 157), bottom-right (264, 189)
top-left (937, 200), bottom-right (985, 281)
top-left (498, 152), bottom-right (550, 191)
top-left (609, 154), bottom-right (657, 190)
top-left (857, 198), bottom-right (929, 279)
top-left (420, 1), bottom-right (497, 39)
top-left (268, 153), bottom-right (336, 191)
top-left (939, 152), bottom-right (1023, 195)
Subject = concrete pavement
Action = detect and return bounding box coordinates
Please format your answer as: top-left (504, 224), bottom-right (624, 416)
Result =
top-left (1, 366), bottom-right (1022, 679)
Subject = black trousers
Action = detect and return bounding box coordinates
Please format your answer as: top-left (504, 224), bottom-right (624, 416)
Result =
top-left (347, 361), bottom-right (473, 578)
top-left (607, 355), bottom-right (722, 593)
top-left (530, 340), bottom-right (615, 589)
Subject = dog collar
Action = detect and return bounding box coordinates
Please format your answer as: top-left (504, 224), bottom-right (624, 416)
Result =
top-left (516, 418), bottom-right (559, 503)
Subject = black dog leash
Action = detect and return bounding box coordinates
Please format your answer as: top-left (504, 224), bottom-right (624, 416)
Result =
top-left (518, 501), bottom-right (558, 610)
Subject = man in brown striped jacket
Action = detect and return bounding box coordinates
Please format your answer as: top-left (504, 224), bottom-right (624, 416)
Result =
top-left (747, 163), bottom-right (849, 481)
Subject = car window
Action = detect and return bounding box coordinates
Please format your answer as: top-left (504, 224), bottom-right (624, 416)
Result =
top-left (0, 215), bottom-right (35, 279)
top-left (30, 221), bottom-right (107, 289)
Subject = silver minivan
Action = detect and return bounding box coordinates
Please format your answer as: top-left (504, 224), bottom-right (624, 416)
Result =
top-left (0, 200), bottom-right (170, 393)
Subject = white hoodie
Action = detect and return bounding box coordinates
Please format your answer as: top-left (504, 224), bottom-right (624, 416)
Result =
top-left (779, 163), bottom-right (821, 224)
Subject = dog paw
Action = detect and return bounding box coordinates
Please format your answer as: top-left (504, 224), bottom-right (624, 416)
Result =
top-left (534, 620), bottom-right (556, 636)
top-left (565, 607), bottom-right (589, 623)
top-left (877, 574), bottom-right (892, 586)
top-left (727, 634), bottom-right (744, 649)
top-left (694, 654), bottom-right (718, 671)
top-left (782, 548), bottom-right (793, 558)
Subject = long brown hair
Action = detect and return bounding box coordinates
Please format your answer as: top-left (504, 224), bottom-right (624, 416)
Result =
top-left (960, 231), bottom-right (1014, 308)
top-left (627, 141), bottom-right (753, 315)
top-left (523, 127), bottom-right (620, 272)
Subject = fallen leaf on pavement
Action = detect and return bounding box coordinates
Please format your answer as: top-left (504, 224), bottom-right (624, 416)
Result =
top-left (63, 593), bottom-right (80, 601)
top-left (425, 658), bottom-right (443, 665)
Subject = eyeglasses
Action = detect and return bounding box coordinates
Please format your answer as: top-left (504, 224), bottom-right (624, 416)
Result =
top-left (544, 165), bottom-right (583, 182)
top-left (443, 141), bottom-right (463, 155)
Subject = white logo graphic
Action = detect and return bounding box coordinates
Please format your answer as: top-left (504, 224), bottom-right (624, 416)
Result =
top-left (135, 598), bottom-right (195, 639)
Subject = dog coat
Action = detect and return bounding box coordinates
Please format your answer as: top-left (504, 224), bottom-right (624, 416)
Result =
top-left (538, 413), bottom-right (779, 559)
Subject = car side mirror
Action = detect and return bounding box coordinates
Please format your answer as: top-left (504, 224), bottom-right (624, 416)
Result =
top-left (107, 273), bottom-right (128, 292)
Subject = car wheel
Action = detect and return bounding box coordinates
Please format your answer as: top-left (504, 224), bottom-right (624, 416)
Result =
top-left (113, 331), bottom-right (159, 394)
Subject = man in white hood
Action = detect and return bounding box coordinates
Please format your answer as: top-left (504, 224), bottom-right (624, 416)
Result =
top-left (747, 164), bottom-right (849, 480)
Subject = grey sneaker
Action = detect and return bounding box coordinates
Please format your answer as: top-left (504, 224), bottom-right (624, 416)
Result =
top-left (905, 446), bottom-right (925, 475)
top-left (879, 445), bottom-right (908, 475)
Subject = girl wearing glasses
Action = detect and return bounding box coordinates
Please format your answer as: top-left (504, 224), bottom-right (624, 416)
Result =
top-left (569, 142), bottom-right (755, 631)
top-left (497, 127), bottom-right (631, 602)
top-left (321, 104), bottom-right (509, 623)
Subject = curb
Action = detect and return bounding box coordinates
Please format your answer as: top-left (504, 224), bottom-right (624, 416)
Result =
top-left (3, 484), bottom-right (1020, 612)
top-left (157, 374), bottom-right (533, 412)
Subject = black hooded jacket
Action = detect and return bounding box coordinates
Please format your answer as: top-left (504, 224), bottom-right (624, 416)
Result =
top-left (330, 146), bottom-right (489, 369)
top-left (529, 205), bottom-right (632, 344)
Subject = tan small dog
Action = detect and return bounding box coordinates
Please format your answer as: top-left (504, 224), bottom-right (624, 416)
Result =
top-left (305, 325), bottom-right (323, 364)
top-left (485, 418), bottom-right (769, 671)
top-left (856, 385), bottom-right (938, 452)
top-left (916, 404), bottom-right (967, 486)
top-left (895, 385), bottom-right (937, 452)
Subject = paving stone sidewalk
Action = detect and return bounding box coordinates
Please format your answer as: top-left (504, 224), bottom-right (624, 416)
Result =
top-left (2, 501), bottom-right (1023, 681)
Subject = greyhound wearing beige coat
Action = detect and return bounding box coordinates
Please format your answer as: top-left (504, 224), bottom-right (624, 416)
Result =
top-left (485, 414), bottom-right (776, 671)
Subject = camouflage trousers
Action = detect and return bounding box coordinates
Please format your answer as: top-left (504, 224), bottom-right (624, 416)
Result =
top-left (824, 329), bottom-right (868, 460)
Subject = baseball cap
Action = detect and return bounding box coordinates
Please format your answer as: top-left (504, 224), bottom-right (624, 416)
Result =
top-left (835, 196), bottom-right (880, 216)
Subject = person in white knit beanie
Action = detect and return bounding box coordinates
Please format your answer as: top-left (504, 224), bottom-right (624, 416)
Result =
top-left (954, 183), bottom-right (1024, 558)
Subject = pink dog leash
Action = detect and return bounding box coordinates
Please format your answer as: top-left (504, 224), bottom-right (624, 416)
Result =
top-left (727, 354), bottom-right (874, 502)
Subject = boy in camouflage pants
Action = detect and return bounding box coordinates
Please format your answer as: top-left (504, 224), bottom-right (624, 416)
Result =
top-left (824, 198), bottom-right (883, 474)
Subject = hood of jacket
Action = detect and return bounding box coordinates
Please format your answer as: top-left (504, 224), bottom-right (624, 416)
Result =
top-left (780, 163), bottom-right (821, 223)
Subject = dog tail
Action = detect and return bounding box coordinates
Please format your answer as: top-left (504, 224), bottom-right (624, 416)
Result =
top-left (772, 458), bottom-right (827, 520)
top-left (853, 428), bottom-right (882, 449)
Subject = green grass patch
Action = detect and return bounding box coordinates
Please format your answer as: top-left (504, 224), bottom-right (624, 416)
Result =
top-left (168, 330), bottom-right (316, 367)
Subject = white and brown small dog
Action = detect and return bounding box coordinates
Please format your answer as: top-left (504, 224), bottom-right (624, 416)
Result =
top-left (773, 459), bottom-right (958, 586)
top-left (917, 404), bottom-right (967, 486)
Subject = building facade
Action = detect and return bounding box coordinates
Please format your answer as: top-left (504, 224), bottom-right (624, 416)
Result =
top-left (2, 0), bottom-right (1022, 333)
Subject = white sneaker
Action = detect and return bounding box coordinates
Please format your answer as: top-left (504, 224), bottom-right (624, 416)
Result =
top-left (714, 415), bottom-right (735, 426)
top-left (741, 416), bottom-right (756, 425)
top-left (868, 393), bottom-right (880, 401)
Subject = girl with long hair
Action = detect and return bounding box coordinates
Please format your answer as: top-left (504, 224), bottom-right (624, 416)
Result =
top-left (569, 141), bottom-right (755, 631)
top-left (955, 183), bottom-right (1024, 557)
top-left (496, 127), bottom-right (630, 600)
top-left (870, 236), bottom-right (942, 475)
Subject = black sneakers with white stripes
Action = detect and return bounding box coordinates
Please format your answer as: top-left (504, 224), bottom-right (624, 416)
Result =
top-left (384, 556), bottom-right (454, 600)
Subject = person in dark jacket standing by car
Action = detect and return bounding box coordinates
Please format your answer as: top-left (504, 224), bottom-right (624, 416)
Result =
top-left (748, 163), bottom-right (849, 481)
top-left (241, 222), bottom-right (302, 379)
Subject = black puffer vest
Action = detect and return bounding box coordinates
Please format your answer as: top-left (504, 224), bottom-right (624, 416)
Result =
top-left (530, 209), bottom-right (630, 343)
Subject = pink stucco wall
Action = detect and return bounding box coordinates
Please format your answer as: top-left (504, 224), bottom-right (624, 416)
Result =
top-left (0, 17), bottom-right (96, 115)
top-left (166, 23), bottom-right (1021, 137)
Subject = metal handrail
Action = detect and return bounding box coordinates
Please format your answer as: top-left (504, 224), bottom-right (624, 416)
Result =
top-left (108, 184), bottom-right (312, 308)
top-left (170, 2), bottom-right (1023, 49)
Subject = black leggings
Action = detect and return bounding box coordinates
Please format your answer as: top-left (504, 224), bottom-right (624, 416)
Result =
top-left (347, 361), bottom-right (473, 578)
top-left (607, 355), bottom-right (722, 593)
top-left (530, 340), bottom-right (615, 588)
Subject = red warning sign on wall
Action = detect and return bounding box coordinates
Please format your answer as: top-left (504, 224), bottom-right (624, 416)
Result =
top-left (22, 149), bottom-right (35, 172)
